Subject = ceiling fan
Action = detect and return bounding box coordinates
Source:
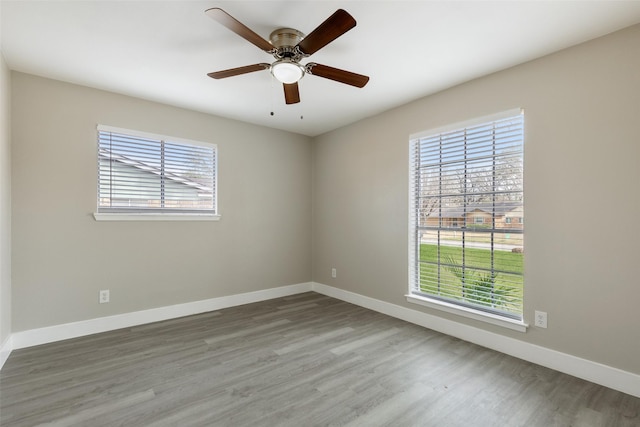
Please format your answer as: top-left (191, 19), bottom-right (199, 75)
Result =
top-left (205, 7), bottom-right (370, 105)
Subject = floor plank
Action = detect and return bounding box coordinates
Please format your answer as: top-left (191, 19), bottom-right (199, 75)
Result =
top-left (1, 293), bottom-right (638, 426)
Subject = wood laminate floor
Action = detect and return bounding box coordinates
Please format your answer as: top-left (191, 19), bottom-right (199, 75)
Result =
top-left (1, 292), bottom-right (638, 426)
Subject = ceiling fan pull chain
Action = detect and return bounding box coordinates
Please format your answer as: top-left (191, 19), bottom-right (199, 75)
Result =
top-left (270, 73), bottom-right (276, 116)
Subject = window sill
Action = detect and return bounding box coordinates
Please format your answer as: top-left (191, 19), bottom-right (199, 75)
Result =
top-left (406, 294), bottom-right (528, 333)
top-left (93, 213), bottom-right (221, 221)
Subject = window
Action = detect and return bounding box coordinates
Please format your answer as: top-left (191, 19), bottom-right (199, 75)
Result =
top-left (96, 125), bottom-right (217, 219)
top-left (408, 110), bottom-right (524, 325)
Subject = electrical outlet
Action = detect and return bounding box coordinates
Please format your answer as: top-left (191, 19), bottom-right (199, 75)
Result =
top-left (534, 310), bottom-right (547, 328)
top-left (99, 290), bottom-right (110, 304)
top-left (331, 268), bottom-right (337, 278)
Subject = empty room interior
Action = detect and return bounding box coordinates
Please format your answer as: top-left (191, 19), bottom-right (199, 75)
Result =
top-left (1, 1), bottom-right (640, 426)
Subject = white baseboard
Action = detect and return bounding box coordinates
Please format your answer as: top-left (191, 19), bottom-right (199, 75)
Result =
top-left (0, 335), bottom-right (12, 370)
top-left (10, 282), bottom-right (313, 351)
top-left (310, 282), bottom-right (640, 399)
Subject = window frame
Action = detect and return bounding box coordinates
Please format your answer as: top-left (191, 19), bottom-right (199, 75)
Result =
top-left (407, 109), bottom-right (526, 332)
top-left (93, 125), bottom-right (220, 221)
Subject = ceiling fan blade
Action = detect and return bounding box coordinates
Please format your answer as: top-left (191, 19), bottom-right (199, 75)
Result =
top-left (297, 9), bottom-right (356, 56)
top-left (306, 63), bottom-right (369, 88)
top-left (283, 82), bottom-right (301, 104)
top-left (207, 63), bottom-right (270, 79)
top-left (205, 8), bottom-right (274, 52)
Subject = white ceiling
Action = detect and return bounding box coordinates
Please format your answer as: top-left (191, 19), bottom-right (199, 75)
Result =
top-left (2, 1), bottom-right (640, 137)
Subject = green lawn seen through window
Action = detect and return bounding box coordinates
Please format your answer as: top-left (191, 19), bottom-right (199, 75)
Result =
top-left (418, 244), bottom-right (523, 314)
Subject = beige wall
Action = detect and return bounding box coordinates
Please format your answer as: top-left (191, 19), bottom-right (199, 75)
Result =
top-left (11, 73), bottom-right (312, 331)
top-left (0, 50), bottom-right (11, 347)
top-left (312, 24), bottom-right (640, 374)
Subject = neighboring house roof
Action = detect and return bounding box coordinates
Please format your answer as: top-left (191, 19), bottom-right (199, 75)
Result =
top-left (99, 149), bottom-right (212, 193)
top-left (429, 202), bottom-right (521, 218)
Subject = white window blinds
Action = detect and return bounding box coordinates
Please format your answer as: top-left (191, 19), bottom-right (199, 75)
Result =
top-left (97, 126), bottom-right (217, 214)
top-left (409, 111), bottom-right (524, 320)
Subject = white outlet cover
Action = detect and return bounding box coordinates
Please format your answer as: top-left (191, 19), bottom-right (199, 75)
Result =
top-left (99, 290), bottom-right (110, 304)
top-left (534, 310), bottom-right (547, 328)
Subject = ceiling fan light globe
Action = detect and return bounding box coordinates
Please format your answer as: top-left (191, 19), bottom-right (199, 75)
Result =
top-left (271, 60), bottom-right (304, 84)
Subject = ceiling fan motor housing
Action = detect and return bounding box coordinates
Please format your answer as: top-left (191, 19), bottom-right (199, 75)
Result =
top-left (269, 28), bottom-right (306, 61)
top-left (269, 28), bottom-right (305, 48)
